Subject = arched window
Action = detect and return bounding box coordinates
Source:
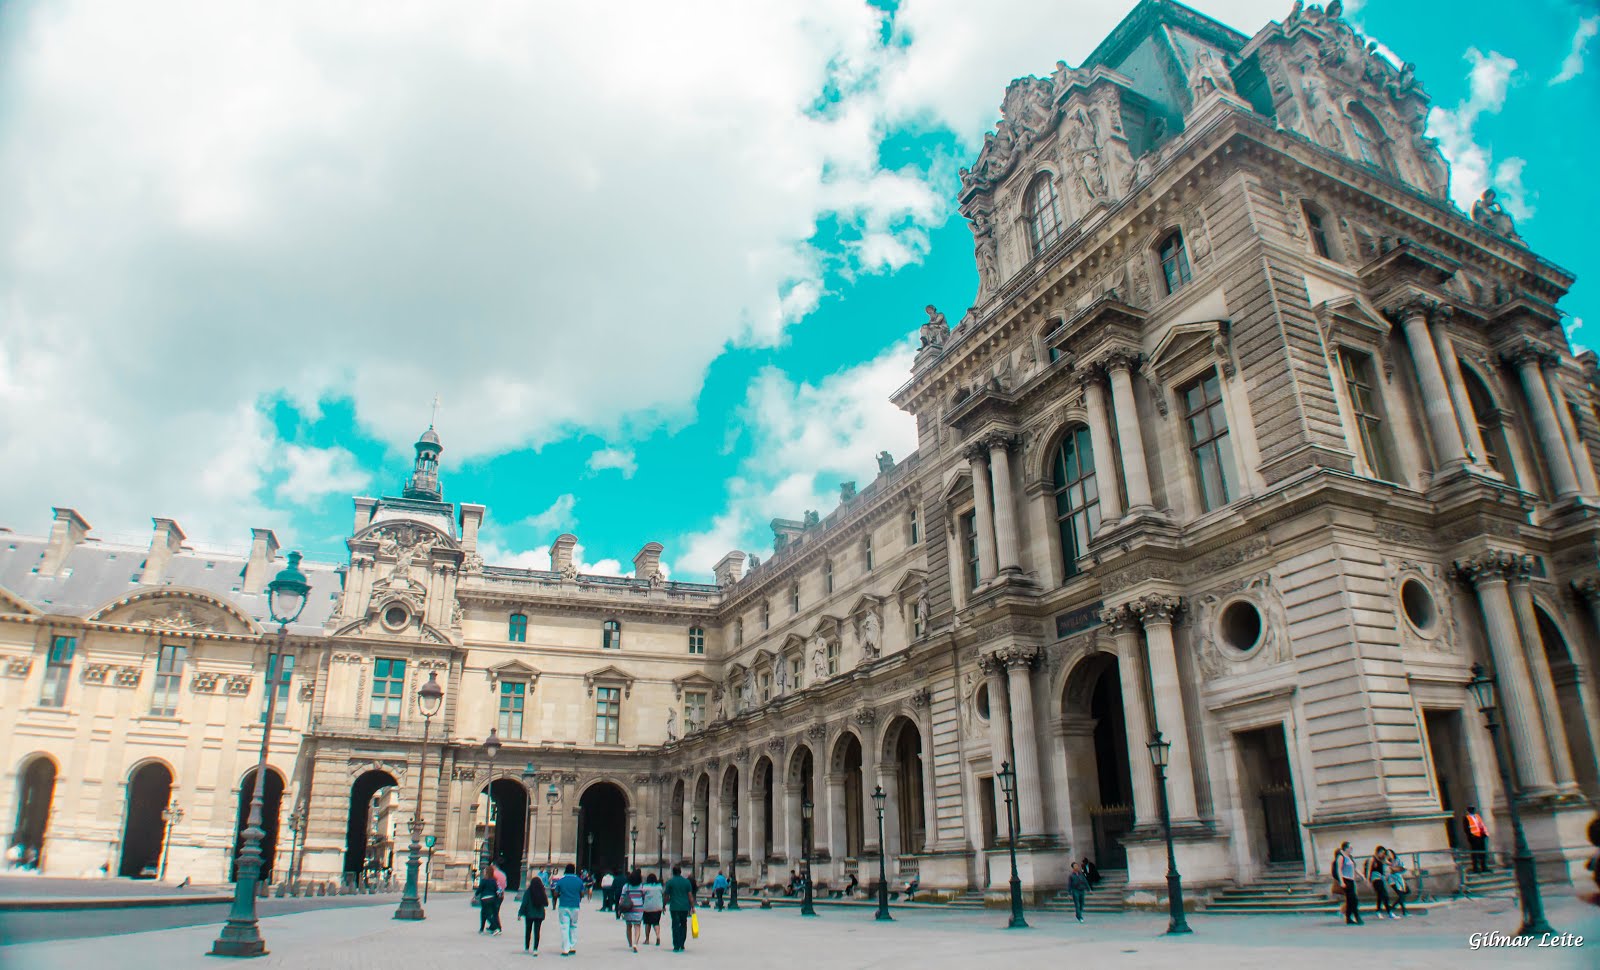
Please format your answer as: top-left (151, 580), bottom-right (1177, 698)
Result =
top-left (688, 626), bottom-right (705, 655)
top-left (1024, 173), bottom-right (1064, 255)
top-left (1158, 230), bottom-right (1192, 295)
top-left (508, 613), bottom-right (527, 642)
top-left (602, 619), bottom-right (622, 650)
top-left (1347, 103), bottom-right (1392, 173)
top-left (1301, 203), bottom-right (1333, 259)
top-left (1462, 364), bottom-right (1515, 484)
top-left (1052, 426), bottom-right (1101, 577)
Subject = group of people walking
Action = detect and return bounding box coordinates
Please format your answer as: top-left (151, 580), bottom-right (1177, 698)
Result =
top-left (476, 862), bottom-right (700, 956)
top-left (1331, 842), bottom-right (1411, 924)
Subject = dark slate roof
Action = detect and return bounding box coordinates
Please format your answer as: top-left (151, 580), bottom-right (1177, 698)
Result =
top-left (0, 534), bottom-right (343, 635)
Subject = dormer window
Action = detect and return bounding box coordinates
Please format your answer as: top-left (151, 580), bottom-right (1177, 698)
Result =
top-left (1347, 102), bottom-right (1393, 174)
top-left (508, 612), bottom-right (527, 643)
top-left (1158, 230), bottom-right (1192, 295)
top-left (1024, 173), bottom-right (1064, 255)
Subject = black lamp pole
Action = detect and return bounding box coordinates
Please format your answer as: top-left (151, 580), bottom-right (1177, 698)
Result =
top-left (211, 552), bottom-right (309, 957)
top-left (998, 762), bottom-right (1027, 929)
top-left (1147, 732), bottom-right (1192, 935)
top-left (656, 821), bottom-right (666, 883)
top-left (1466, 663), bottom-right (1554, 937)
top-left (521, 763), bottom-right (539, 889)
top-left (159, 802), bottom-right (183, 882)
top-left (630, 825), bottom-right (639, 872)
top-left (481, 729), bottom-right (501, 872)
top-left (800, 799), bottom-right (817, 917)
top-left (394, 671), bottom-right (444, 920)
top-left (871, 786), bottom-right (891, 921)
top-left (728, 811), bottom-right (741, 911)
top-left (691, 816), bottom-right (700, 887)
top-left (544, 785), bottom-right (559, 865)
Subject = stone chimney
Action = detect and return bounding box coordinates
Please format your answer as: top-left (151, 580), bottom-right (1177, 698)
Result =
top-left (713, 551), bottom-right (746, 587)
top-left (39, 507), bottom-right (91, 577)
top-left (353, 496), bottom-right (377, 535)
top-left (242, 528), bottom-right (280, 594)
top-left (770, 518), bottom-right (804, 553)
top-left (458, 504), bottom-right (486, 553)
top-left (550, 534), bottom-right (578, 575)
top-left (142, 518), bottom-right (187, 585)
top-left (633, 542), bottom-right (664, 581)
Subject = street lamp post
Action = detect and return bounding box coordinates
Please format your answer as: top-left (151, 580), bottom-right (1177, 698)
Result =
top-left (997, 762), bottom-right (1027, 929)
top-left (586, 832), bottom-right (594, 873)
top-left (1466, 663), bottom-right (1555, 937)
top-left (210, 552), bottom-right (309, 957)
top-left (159, 802), bottom-right (183, 881)
top-left (1147, 732), bottom-right (1192, 935)
top-left (871, 786), bottom-right (891, 922)
top-left (728, 811), bottom-right (741, 911)
top-left (481, 729), bottom-right (501, 873)
top-left (800, 799), bottom-right (817, 917)
top-left (545, 784), bottom-right (560, 865)
top-left (656, 821), bottom-right (666, 883)
top-left (690, 816), bottom-right (700, 887)
top-left (394, 670), bottom-right (445, 920)
top-left (521, 763), bottom-right (539, 889)
top-left (630, 825), bottom-right (639, 872)
top-left (284, 809), bottom-right (304, 888)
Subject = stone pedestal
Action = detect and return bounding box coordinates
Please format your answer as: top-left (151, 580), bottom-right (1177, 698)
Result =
top-left (980, 840), bottom-right (1071, 899)
top-left (1122, 824), bottom-right (1232, 901)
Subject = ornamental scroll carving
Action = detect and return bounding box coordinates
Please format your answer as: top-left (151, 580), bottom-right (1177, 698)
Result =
top-left (3, 656), bottom-right (31, 678)
top-left (226, 674), bottom-right (253, 696)
top-left (1452, 549), bottom-right (1536, 587)
top-left (82, 664), bottom-right (110, 685)
top-left (192, 670), bottom-right (221, 693)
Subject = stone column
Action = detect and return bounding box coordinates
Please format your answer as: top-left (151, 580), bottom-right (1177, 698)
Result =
top-left (1506, 344), bottom-right (1580, 497)
top-left (980, 656), bottom-right (1014, 833)
top-left (1430, 312), bottom-right (1488, 465)
top-left (855, 714), bottom-right (880, 853)
top-left (1081, 367), bottom-right (1123, 525)
top-left (825, 771), bottom-right (846, 870)
top-left (1508, 574), bottom-right (1576, 787)
top-left (1102, 606), bottom-right (1158, 827)
top-left (681, 782), bottom-right (695, 862)
top-left (784, 783), bottom-right (804, 865)
top-left (999, 647), bottom-right (1046, 836)
top-left (1548, 366), bottom-right (1600, 497)
top-left (1455, 552), bottom-right (1556, 793)
top-left (1134, 595), bottom-right (1198, 821)
top-left (708, 772), bottom-right (724, 864)
top-left (966, 445), bottom-right (998, 584)
top-left (987, 433), bottom-right (1022, 575)
top-left (1392, 301), bottom-right (1468, 466)
top-left (1104, 351), bottom-right (1154, 512)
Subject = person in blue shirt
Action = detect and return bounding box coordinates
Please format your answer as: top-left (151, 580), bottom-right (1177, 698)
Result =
top-left (554, 862), bottom-right (587, 955)
top-left (712, 870), bottom-right (728, 910)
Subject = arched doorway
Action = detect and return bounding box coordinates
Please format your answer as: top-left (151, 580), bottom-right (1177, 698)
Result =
top-left (577, 782), bottom-right (628, 876)
top-left (752, 757), bottom-right (774, 868)
top-left (668, 779), bottom-right (685, 865)
top-left (343, 769), bottom-right (398, 880)
top-left (1061, 653), bottom-right (1135, 870)
top-left (787, 745), bottom-right (815, 874)
top-left (479, 778), bottom-right (530, 889)
top-left (230, 767), bottom-right (285, 883)
top-left (885, 718), bottom-right (925, 855)
top-left (691, 773), bottom-right (711, 871)
top-left (830, 733), bottom-right (864, 858)
top-left (119, 761), bottom-right (173, 877)
top-left (1535, 606), bottom-right (1600, 799)
top-left (11, 755), bottom-right (57, 870)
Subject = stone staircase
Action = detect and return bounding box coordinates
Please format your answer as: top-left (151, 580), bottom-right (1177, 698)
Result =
top-left (945, 869), bottom-right (1129, 914)
top-left (1204, 863), bottom-right (1348, 916)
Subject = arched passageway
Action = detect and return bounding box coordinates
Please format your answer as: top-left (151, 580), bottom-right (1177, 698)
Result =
top-left (1535, 607), bottom-right (1600, 799)
top-left (719, 765), bottom-right (739, 869)
top-left (830, 733), bottom-right (864, 858)
top-left (668, 779), bottom-right (685, 866)
top-left (577, 782), bottom-right (629, 877)
top-left (885, 718), bottom-right (925, 855)
top-left (230, 767), bottom-right (285, 882)
top-left (119, 762), bottom-right (173, 877)
top-left (11, 756), bottom-right (57, 870)
top-left (343, 770), bottom-right (398, 878)
top-left (479, 778), bottom-right (530, 889)
top-left (1061, 652), bottom-right (1135, 870)
top-left (752, 757), bottom-right (774, 869)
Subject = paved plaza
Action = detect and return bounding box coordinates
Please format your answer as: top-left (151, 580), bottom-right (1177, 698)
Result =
top-left (1, 892), bottom-right (1595, 969)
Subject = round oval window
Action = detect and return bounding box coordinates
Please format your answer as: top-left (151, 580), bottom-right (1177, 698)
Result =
top-left (1218, 600), bottom-right (1264, 652)
top-left (975, 683), bottom-right (990, 719)
top-left (1401, 578), bottom-right (1437, 632)
top-left (384, 605), bottom-right (408, 628)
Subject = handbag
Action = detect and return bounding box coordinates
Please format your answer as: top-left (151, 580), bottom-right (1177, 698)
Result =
top-left (618, 892), bottom-right (636, 914)
top-left (690, 911), bottom-right (700, 939)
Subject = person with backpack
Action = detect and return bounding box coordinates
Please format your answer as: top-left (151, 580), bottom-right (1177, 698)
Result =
top-left (619, 869), bottom-right (646, 952)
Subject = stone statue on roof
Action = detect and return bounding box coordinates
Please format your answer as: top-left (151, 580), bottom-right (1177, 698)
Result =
top-left (1471, 188), bottom-right (1521, 242)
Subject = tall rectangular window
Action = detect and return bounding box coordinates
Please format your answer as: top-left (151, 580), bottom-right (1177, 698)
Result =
top-left (602, 620), bottom-right (622, 650)
top-left (369, 658), bottom-right (406, 730)
top-left (150, 643), bottom-right (187, 716)
top-left (684, 690), bottom-right (707, 733)
top-left (261, 652), bottom-right (294, 725)
top-left (688, 627), bottom-right (705, 655)
top-left (1159, 231), bottom-right (1192, 295)
top-left (826, 641), bottom-right (840, 675)
top-left (790, 583), bottom-right (800, 614)
top-left (1181, 370), bottom-right (1236, 512)
top-left (761, 602), bottom-right (770, 630)
top-left (595, 686), bottom-right (621, 744)
top-left (508, 613), bottom-right (527, 642)
top-left (735, 619), bottom-right (744, 646)
top-left (824, 561), bottom-right (834, 594)
top-left (789, 655), bottom-right (804, 690)
top-left (40, 635), bottom-right (75, 707)
top-left (908, 508), bottom-right (920, 545)
top-left (863, 534), bottom-right (875, 571)
top-left (758, 671), bottom-right (772, 702)
top-left (962, 511), bottom-right (980, 590)
top-left (1340, 349), bottom-right (1397, 481)
top-left (498, 681), bottom-right (525, 739)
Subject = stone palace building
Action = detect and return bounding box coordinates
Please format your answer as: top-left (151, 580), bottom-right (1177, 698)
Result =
top-left (3, 0), bottom-right (1596, 903)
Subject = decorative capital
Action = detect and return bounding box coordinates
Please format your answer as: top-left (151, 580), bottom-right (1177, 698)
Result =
top-left (1100, 348), bottom-right (1141, 374)
top-left (806, 723), bottom-right (827, 741)
top-left (963, 441), bottom-right (991, 466)
top-left (1573, 576), bottom-right (1600, 605)
top-left (1072, 362), bottom-right (1105, 389)
top-left (910, 687), bottom-right (932, 708)
top-left (1500, 339), bottom-right (1557, 370)
top-left (1452, 549), bottom-right (1534, 586)
top-left (1384, 298), bottom-right (1434, 325)
top-left (1131, 594), bottom-right (1184, 625)
top-left (980, 430), bottom-right (1018, 454)
top-left (853, 706), bottom-right (877, 727)
top-left (1098, 604), bottom-right (1139, 634)
top-left (994, 644), bottom-right (1040, 671)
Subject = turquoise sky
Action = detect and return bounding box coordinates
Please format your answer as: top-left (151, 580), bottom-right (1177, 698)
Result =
top-left (3, 1), bottom-right (1596, 579)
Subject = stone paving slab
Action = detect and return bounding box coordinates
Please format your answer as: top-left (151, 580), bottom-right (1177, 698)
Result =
top-left (1, 892), bottom-right (1595, 970)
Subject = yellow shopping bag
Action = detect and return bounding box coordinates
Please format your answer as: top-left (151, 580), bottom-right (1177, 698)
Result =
top-left (690, 911), bottom-right (700, 939)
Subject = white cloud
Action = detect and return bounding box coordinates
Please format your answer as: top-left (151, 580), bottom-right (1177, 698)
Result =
top-left (674, 340), bottom-right (919, 577)
top-left (1427, 48), bottom-right (1529, 215)
top-left (479, 535), bottom-right (625, 578)
top-left (586, 447), bottom-right (637, 479)
top-left (1551, 15), bottom-right (1600, 85)
top-left (278, 445), bottom-right (372, 503)
top-left (521, 494), bottom-right (578, 534)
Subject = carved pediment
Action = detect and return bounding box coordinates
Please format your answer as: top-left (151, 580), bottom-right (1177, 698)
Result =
top-left (672, 671), bottom-right (718, 700)
top-left (583, 663), bottom-right (635, 698)
top-left (486, 659), bottom-right (541, 690)
top-left (1315, 295), bottom-right (1392, 348)
top-left (91, 588), bottom-right (258, 635)
top-left (1147, 319), bottom-right (1235, 384)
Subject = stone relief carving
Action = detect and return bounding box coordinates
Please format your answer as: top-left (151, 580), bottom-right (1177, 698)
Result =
top-left (192, 670), bottom-right (221, 693)
top-left (226, 674), bottom-right (253, 695)
top-left (1193, 573), bottom-right (1289, 681)
top-left (3, 656), bottom-right (31, 678)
